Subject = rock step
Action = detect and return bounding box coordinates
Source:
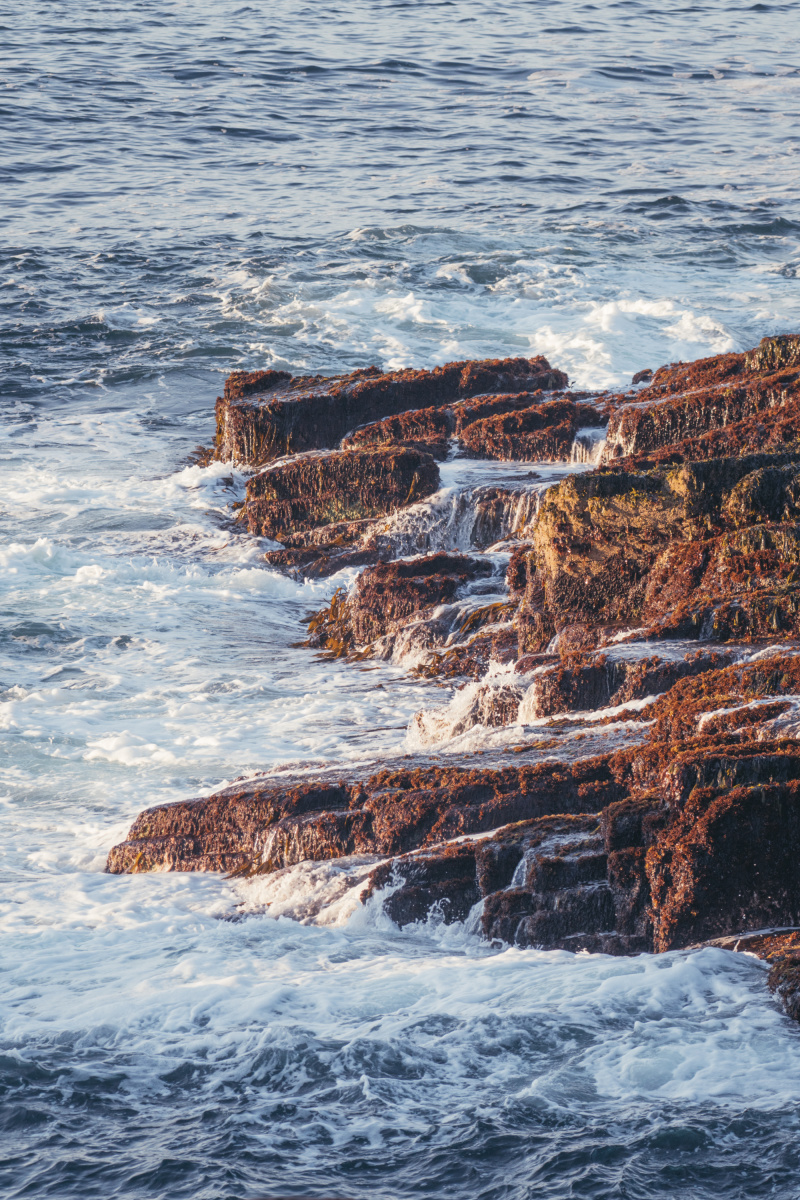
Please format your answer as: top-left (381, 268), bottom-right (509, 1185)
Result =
top-left (522, 647), bottom-right (740, 719)
top-left (343, 393), bottom-right (611, 462)
top-left (481, 881), bottom-right (617, 947)
top-left (106, 761), bottom-right (626, 877)
top-left (244, 446), bottom-right (441, 539)
top-left (516, 449), bottom-right (800, 651)
top-left (604, 338), bottom-right (800, 464)
top-left (525, 848), bottom-right (608, 891)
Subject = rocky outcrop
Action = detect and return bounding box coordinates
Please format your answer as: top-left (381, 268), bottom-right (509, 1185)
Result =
top-left (244, 446), bottom-right (440, 539)
top-left (520, 646), bottom-right (738, 719)
top-left (108, 334), bottom-right (800, 1026)
top-left (105, 779), bottom-right (358, 876)
top-left (106, 726), bottom-right (800, 1011)
top-left (510, 451), bottom-right (800, 650)
top-left (647, 775), bottom-right (800, 951)
top-left (106, 682), bottom-right (800, 1021)
top-left (341, 405), bottom-right (455, 459)
top-left (604, 336), bottom-right (800, 466)
top-left (642, 653), bottom-right (800, 742)
top-left (262, 517), bottom-right (380, 579)
top-left (479, 815), bottom-right (623, 951)
top-left (216, 356), bottom-right (568, 466)
top-left (262, 482), bottom-right (538, 580)
top-left (355, 736), bottom-right (800, 964)
top-left (458, 398), bottom-right (608, 461)
top-left (106, 758), bottom-right (626, 876)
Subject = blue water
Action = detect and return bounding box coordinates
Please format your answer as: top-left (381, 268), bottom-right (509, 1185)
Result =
top-left (2, 2), bottom-right (800, 1197)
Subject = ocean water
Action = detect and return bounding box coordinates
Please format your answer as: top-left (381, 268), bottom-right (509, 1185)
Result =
top-left (3, 1), bottom-right (800, 1196)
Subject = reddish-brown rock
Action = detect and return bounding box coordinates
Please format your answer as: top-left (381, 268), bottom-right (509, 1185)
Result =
top-left (647, 778), bottom-right (800, 951)
top-left (458, 398), bottom-right (608, 461)
top-left (342, 390), bottom-right (608, 462)
top-left (244, 447), bottom-right (440, 539)
top-left (523, 647), bottom-right (737, 719)
top-left (216, 356), bottom-right (567, 465)
top-left (342, 405), bottom-right (454, 459)
top-left (511, 451), bottom-right (800, 648)
top-left (105, 779), bottom-right (358, 875)
top-left (106, 758), bottom-right (626, 877)
top-left (605, 336), bottom-right (800, 466)
top-left (110, 335), bottom-right (800, 1024)
top-left (304, 552), bottom-right (494, 655)
top-left (644, 654), bottom-right (800, 743)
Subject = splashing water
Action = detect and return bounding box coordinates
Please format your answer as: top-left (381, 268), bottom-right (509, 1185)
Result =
top-left (571, 427), bottom-right (609, 465)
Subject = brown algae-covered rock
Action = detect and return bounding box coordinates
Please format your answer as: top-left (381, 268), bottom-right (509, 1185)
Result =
top-left (343, 392), bottom-right (610, 462)
top-left (605, 342), bottom-right (800, 464)
top-left (244, 446), bottom-right (440, 539)
top-left (216, 355), bottom-right (568, 465)
top-left (304, 552), bottom-right (494, 655)
top-left (458, 397), bottom-right (609, 461)
top-left (106, 758), bottom-right (626, 877)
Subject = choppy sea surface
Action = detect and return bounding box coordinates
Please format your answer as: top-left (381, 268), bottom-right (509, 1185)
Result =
top-left (3, 2), bottom-right (800, 1197)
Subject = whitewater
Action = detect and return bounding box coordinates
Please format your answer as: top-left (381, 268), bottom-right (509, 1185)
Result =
top-left (3, 1), bottom-right (800, 1196)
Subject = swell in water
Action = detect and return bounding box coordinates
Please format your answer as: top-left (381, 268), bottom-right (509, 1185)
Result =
top-left (3, 2), bottom-right (800, 1197)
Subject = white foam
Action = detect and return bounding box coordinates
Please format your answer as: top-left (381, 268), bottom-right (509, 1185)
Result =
top-left (3, 863), bottom-right (800, 1117)
top-left (237, 855), bottom-right (384, 925)
top-left (374, 461), bottom-right (581, 557)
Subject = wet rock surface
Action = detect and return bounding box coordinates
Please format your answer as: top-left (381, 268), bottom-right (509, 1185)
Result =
top-left (304, 552), bottom-right (497, 657)
top-left (215, 355), bottom-right (567, 466)
top-left (513, 450), bottom-right (800, 648)
top-left (458, 396), bottom-right (609, 461)
top-left (111, 335), bottom-right (800, 1025)
top-left (604, 336), bottom-right (800, 467)
top-left (107, 759), bottom-right (626, 875)
top-left (343, 391), bottom-right (611, 463)
top-left (244, 446), bottom-right (440, 539)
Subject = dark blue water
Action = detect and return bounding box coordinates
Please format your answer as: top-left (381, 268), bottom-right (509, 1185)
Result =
top-left (2, 2), bottom-right (800, 1198)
